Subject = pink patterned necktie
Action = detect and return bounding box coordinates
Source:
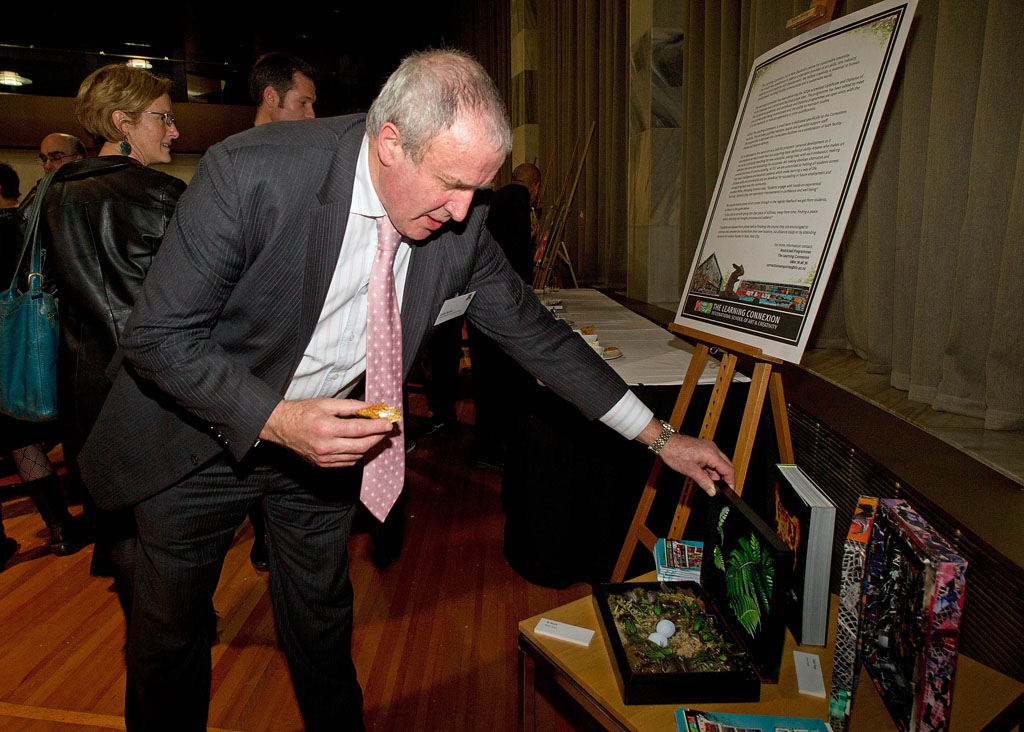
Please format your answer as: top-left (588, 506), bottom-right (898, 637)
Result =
top-left (359, 216), bottom-right (405, 521)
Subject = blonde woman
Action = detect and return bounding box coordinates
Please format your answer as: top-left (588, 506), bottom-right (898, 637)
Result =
top-left (37, 64), bottom-right (186, 617)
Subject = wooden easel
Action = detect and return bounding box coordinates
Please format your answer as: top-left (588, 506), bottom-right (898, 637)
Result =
top-left (556, 242), bottom-right (579, 287)
top-left (533, 122), bottom-right (596, 290)
top-left (610, 324), bottom-right (795, 582)
top-left (786, 0), bottom-right (837, 30)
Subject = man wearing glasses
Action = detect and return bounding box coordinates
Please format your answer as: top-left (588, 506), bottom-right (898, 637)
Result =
top-left (38, 133), bottom-right (87, 174)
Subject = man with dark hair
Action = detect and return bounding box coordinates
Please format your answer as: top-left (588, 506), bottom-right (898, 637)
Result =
top-left (250, 52), bottom-right (317, 125)
top-left (38, 133), bottom-right (86, 174)
top-left (81, 49), bottom-right (733, 731)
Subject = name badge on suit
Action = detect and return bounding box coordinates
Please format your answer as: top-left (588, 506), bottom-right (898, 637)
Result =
top-left (433, 292), bottom-right (476, 326)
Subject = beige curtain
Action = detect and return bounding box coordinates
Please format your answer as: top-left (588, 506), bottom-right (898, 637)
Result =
top-left (677, 0), bottom-right (1024, 430)
top-left (536, 0), bottom-right (630, 287)
top-left (453, 0), bottom-right (513, 184)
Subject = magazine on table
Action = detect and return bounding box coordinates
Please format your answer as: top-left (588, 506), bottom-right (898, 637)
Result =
top-left (676, 707), bottom-right (833, 731)
top-left (654, 538), bottom-right (704, 583)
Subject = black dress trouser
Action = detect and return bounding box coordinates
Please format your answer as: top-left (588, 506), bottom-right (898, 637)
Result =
top-left (124, 446), bottom-right (366, 732)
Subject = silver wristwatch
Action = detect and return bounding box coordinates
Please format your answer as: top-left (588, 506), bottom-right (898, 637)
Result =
top-left (648, 420), bottom-right (676, 455)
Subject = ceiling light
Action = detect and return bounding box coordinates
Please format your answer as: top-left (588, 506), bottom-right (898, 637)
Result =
top-left (126, 58), bottom-right (153, 69)
top-left (0, 70), bottom-right (32, 86)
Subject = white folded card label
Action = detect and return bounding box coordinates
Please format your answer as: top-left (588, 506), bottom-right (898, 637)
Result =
top-left (793, 650), bottom-right (826, 698)
top-left (534, 618), bottom-right (595, 647)
top-left (434, 292), bottom-right (476, 325)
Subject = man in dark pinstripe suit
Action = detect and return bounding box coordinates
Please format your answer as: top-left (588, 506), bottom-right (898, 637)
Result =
top-left (80, 50), bottom-right (734, 731)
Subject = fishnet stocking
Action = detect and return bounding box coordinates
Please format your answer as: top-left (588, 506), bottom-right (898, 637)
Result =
top-left (10, 443), bottom-right (55, 482)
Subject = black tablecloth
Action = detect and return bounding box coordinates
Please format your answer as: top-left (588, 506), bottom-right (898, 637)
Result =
top-left (502, 382), bottom-right (748, 588)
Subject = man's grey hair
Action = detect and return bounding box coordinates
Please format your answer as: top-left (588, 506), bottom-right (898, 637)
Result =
top-left (366, 49), bottom-right (512, 164)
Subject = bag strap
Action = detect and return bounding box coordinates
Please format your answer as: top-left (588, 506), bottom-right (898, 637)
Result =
top-left (9, 170), bottom-right (58, 292)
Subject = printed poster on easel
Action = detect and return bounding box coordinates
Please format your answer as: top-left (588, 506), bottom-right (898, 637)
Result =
top-left (675, 0), bottom-right (917, 363)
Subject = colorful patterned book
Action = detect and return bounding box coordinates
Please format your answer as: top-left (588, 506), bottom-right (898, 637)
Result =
top-left (828, 496), bottom-right (879, 732)
top-left (860, 499), bottom-right (968, 732)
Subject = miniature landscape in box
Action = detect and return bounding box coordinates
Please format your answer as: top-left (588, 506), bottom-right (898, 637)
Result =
top-left (606, 584), bottom-right (746, 675)
top-left (595, 581), bottom-right (761, 705)
top-left (596, 483), bottom-right (794, 705)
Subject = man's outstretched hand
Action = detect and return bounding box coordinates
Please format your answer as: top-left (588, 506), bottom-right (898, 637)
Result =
top-left (636, 418), bottom-right (734, 496)
top-left (259, 398), bottom-right (394, 467)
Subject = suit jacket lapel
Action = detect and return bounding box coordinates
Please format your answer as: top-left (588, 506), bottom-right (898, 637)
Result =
top-left (293, 123), bottom-right (366, 372)
top-left (401, 242), bottom-right (437, 379)
top-left (400, 227), bottom-right (468, 380)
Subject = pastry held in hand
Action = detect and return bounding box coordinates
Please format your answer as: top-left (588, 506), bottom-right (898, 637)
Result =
top-left (356, 402), bottom-right (402, 423)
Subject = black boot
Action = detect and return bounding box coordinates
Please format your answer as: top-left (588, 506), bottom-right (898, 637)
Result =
top-left (27, 474), bottom-right (88, 556)
top-left (48, 523), bottom-right (88, 556)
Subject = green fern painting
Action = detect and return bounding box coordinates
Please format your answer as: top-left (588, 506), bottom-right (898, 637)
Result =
top-left (714, 506), bottom-right (777, 637)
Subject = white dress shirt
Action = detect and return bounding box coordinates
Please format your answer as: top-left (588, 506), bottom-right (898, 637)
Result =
top-left (284, 136), bottom-right (411, 401)
top-left (284, 135), bottom-right (654, 440)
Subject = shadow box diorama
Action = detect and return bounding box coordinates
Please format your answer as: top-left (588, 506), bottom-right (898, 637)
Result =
top-left (596, 484), bottom-right (793, 705)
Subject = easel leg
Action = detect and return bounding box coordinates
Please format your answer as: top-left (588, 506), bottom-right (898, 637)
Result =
top-left (610, 345), bottom-right (712, 582)
top-left (731, 361), bottom-right (773, 494)
top-left (557, 242), bottom-right (579, 288)
top-left (668, 352), bottom-right (738, 540)
top-left (610, 460), bottom-right (665, 582)
top-left (769, 369), bottom-right (795, 462)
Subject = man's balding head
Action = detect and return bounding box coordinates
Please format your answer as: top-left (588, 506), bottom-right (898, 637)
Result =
top-left (366, 49), bottom-right (512, 165)
top-left (511, 163), bottom-right (541, 206)
top-left (39, 133), bottom-right (86, 173)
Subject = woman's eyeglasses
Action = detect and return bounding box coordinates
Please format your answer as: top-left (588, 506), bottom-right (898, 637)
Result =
top-left (144, 111), bottom-right (177, 127)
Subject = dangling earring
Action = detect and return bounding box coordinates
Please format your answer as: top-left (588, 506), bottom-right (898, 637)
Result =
top-left (119, 136), bottom-right (131, 155)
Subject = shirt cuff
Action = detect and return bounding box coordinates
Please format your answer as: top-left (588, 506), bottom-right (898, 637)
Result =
top-left (599, 391), bottom-right (654, 440)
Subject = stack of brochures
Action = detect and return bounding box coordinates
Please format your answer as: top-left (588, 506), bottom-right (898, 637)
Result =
top-left (653, 538), bottom-right (703, 583)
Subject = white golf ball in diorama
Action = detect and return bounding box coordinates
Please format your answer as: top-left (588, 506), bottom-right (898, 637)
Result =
top-left (647, 632), bottom-right (669, 647)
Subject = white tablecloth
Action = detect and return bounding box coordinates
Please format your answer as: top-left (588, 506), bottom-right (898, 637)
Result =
top-left (537, 288), bottom-right (748, 387)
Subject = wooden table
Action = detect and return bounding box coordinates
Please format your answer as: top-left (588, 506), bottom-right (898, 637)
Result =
top-left (518, 582), bottom-right (1024, 731)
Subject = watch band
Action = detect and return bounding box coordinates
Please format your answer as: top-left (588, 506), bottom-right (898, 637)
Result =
top-left (648, 420), bottom-right (676, 455)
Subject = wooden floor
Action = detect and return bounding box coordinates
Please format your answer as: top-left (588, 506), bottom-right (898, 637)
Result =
top-left (0, 389), bottom-right (595, 732)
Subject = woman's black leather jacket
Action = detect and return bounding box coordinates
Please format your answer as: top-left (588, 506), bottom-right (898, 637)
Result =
top-left (38, 156), bottom-right (186, 454)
